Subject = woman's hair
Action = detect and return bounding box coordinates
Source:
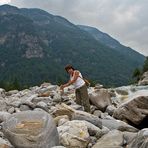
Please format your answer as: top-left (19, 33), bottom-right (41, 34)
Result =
top-left (65, 64), bottom-right (75, 72)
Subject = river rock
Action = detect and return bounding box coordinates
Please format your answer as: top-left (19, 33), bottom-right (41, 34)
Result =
top-left (101, 118), bottom-right (138, 132)
top-left (52, 103), bottom-right (75, 119)
top-left (6, 90), bottom-right (19, 96)
top-left (8, 100), bottom-right (21, 108)
top-left (82, 121), bottom-right (102, 136)
top-left (32, 96), bottom-right (52, 104)
top-left (113, 96), bottom-right (148, 126)
top-left (54, 115), bottom-right (69, 126)
top-left (51, 146), bottom-right (66, 148)
top-left (93, 110), bottom-right (102, 117)
top-left (138, 71), bottom-right (148, 85)
top-left (0, 137), bottom-right (13, 148)
top-left (89, 89), bottom-right (111, 112)
top-left (92, 130), bottom-right (124, 148)
top-left (0, 112), bottom-right (11, 123)
top-left (36, 101), bottom-right (48, 110)
top-left (2, 111), bottom-right (59, 148)
top-left (106, 105), bottom-right (116, 116)
top-left (95, 126), bottom-right (110, 139)
top-left (72, 110), bottom-right (102, 128)
top-left (57, 120), bottom-right (90, 148)
top-left (19, 105), bottom-right (31, 111)
top-left (0, 88), bottom-right (5, 98)
top-left (127, 128), bottom-right (148, 148)
top-left (0, 100), bottom-right (7, 111)
top-left (123, 131), bottom-right (137, 145)
top-left (7, 107), bottom-right (15, 114)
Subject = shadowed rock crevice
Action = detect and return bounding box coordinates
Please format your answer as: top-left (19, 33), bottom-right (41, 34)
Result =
top-left (127, 116), bottom-right (148, 130)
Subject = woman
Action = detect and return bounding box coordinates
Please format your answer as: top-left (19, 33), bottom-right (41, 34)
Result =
top-left (60, 64), bottom-right (90, 112)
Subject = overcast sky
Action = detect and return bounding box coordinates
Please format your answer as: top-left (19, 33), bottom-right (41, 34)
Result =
top-left (1, 0), bottom-right (148, 56)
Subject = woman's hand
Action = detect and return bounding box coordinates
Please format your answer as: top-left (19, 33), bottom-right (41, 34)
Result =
top-left (60, 80), bottom-right (73, 90)
top-left (60, 85), bottom-right (64, 90)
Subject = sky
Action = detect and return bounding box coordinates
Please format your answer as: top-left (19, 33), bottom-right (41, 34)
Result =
top-left (0, 0), bottom-right (148, 56)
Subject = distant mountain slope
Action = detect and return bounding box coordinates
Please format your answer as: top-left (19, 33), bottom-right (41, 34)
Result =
top-left (78, 25), bottom-right (121, 49)
top-left (0, 5), bottom-right (145, 88)
top-left (78, 25), bottom-right (144, 64)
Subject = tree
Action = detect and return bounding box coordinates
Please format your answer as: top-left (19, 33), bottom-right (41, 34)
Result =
top-left (13, 78), bottom-right (21, 90)
top-left (143, 56), bottom-right (148, 73)
top-left (132, 68), bottom-right (141, 82)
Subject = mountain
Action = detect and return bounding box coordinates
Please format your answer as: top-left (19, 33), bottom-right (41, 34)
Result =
top-left (77, 25), bottom-right (143, 62)
top-left (0, 5), bottom-right (145, 89)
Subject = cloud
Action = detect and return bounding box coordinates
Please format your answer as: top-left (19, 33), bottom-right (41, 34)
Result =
top-left (0, 0), bottom-right (11, 5)
top-left (10, 0), bottom-right (148, 56)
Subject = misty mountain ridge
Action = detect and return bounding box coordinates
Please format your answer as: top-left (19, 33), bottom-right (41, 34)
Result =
top-left (78, 25), bottom-right (143, 59)
top-left (78, 25), bottom-right (121, 49)
top-left (0, 4), bottom-right (145, 89)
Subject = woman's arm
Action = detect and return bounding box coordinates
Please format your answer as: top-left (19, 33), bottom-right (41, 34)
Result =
top-left (60, 70), bottom-right (79, 89)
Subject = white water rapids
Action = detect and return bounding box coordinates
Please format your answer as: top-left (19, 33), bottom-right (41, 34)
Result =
top-left (111, 85), bottom-right (148, 105)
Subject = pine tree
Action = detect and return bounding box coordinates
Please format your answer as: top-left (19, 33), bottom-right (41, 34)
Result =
top-left (13, 78), bottom-right (21, 90)
top-left (143, 56), bottom-right (148, 73)
top-left (132, 68), bottom-right (141, 82)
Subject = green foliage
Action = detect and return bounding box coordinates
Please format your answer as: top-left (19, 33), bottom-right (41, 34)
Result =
top-left (0, 78), bottom-right (22, 91)
top-left (131, 57), bottom-right (148, 84)
top-left (87, 79), bottom-right (97, 87)
top-left (132, 68), bottom-right (141, 82)
top-left (143, 57), bottom-right (148, 73)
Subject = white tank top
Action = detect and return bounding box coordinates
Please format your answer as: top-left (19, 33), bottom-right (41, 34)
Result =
top-left (70, 70), bottom-right (85, 89)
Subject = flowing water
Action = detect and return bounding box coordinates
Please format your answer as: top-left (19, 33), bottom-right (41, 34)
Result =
top-left (111, 85), bottom-right (148, 105)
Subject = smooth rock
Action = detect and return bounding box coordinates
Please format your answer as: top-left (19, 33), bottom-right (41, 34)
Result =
top-left (138, 71), bottom-right (148, 85)
top-left (20, 105), bottom-right (31, 111)
top-left (0, 88), bottom-right (5, 98)
top-left (2, 111), bottom-right (59, 148)
top-left (72, 110), bottom-right (102, 129)
top-left (0, 137), bottom-right (13, 148)
top-left (92, 130), bottom-right (124, 148)
top-left (7, 107), bottom-right (15, 114)
top-left (101, 118), bottom-right (138, 132)
top-left (58, 120), bottom-right (90, 148)
top-left (113, 96), bottom-right (148, 125)
top-left (89, 89), bottom-right (111, 112)
top-left (0, 112), bottom-right (11, 123)
top-left (127, 128), bottom-right (148, 148)
top-left (123, 131), bottom-right (137, 145)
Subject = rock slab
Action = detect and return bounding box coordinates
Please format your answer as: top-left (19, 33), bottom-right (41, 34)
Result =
top-left (2, 111), bottom-right (59, 148)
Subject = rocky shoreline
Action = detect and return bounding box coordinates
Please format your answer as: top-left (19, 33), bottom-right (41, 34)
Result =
top-left (0, 80), bottom-right (148, 147)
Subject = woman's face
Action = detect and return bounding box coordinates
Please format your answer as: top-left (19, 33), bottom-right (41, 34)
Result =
top-left (67, 68), bottom-right (74, 75)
